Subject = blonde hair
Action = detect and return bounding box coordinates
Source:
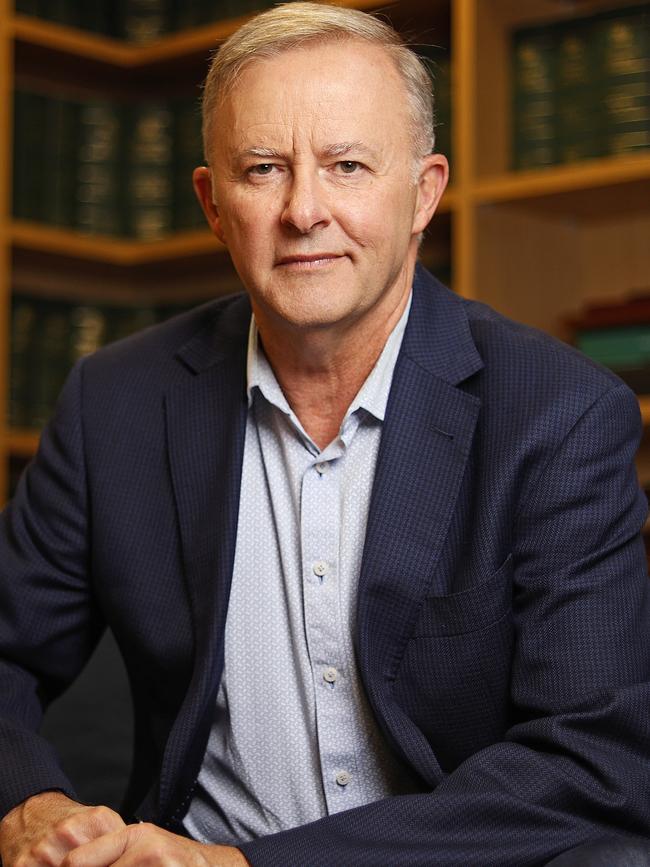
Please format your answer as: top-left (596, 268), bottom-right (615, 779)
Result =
top-left (201, 2), bottom-right (435, 164)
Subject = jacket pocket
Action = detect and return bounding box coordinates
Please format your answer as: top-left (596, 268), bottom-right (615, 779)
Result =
top-left (410, 554), bottom-right (513, 638)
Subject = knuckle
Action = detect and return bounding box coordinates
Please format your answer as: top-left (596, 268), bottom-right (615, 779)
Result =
top-left (89, 805), bottom-right (121, 831)
top-left (54, 819), bottom-right (81, 847)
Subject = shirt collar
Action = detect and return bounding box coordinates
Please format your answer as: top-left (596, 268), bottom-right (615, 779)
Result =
top-left (246, 292), bottom-right (412, 424)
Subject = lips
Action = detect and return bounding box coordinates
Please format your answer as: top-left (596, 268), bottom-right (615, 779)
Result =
top-left (276, 253), bottom-right (343, 267)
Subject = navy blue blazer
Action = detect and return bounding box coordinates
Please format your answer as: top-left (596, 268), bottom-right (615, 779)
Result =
top-left (1, 266), bottom-right (650, 866)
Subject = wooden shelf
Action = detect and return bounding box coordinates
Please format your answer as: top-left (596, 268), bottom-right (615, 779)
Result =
top-left (12, 0), bottom-right (390, 70)
top-left (474, 154), bottom-right (650, 217)
top-left (634, 396), bottom-right (650, 429)
top-left (10, 222), bottom-right (225, 265)
top-left (5, 429), bottom-right (40, 458)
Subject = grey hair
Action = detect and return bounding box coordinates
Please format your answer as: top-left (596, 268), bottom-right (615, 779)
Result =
top-left (201, 1), bottom-right (435, 166)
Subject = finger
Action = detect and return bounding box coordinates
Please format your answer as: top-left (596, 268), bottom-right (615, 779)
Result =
top-left (54, 806), bottom-right (126, 850)
top-left (62, 825), bottom-right (137, 867)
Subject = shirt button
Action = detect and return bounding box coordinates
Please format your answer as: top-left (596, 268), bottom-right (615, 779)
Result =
top-left (323, 666), bottom-right (338, 684)
top-left (315, 462), bottom-right (328, 474)
top-left (313, 560), bottom-right (328, 577)
top-left (335, 770), bottom-right (351, 787)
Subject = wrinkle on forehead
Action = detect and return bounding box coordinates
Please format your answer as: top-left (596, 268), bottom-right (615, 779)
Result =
top-left (213, 42), bottom-right (413, 169)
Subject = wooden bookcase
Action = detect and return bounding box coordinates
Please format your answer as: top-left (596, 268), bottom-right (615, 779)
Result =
top-left (1, 0), bottom-right (650, 502)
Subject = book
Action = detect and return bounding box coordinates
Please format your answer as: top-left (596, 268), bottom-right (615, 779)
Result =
top-left (125, 101), bottom-right (174, 239)
top-left (556, 20), bottom-right (603, 163)
top-left (173, 95), bottom-right (205, 230)
top-left (12, 90), bottom-right (46, 223)
top-left (512, 26), bottom-right (558, 169)
top-left (512, 5), bottom-right (650, 169)
top-left (597, 6), bottom-right (650, 156)
top-left (9, 297), bottom-right (37, 429)
top-left (75, 99), bottom-right (125, 236)
top-left (120, 0), bottom-right (172, 42)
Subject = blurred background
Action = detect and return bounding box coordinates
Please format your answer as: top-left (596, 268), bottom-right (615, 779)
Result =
top-left (0, 0), bottom-right (648, 814)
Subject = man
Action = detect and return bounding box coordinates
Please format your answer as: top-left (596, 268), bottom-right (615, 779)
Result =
top-left (1, 3), bottom-right (650, 866)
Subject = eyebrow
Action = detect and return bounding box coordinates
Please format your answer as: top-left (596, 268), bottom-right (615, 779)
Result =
top-left (237, 142), bottom-right (378, 161)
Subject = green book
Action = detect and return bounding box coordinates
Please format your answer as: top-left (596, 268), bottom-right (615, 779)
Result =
top-left (43, 95), bottom-right (78, 227)
top-left (14, 0), bottom-right (41, 15)
top-left (28, 298), bottom-right (71, 430)
top-left (576, 325), bottom-right (650, 368)
top-left (512, 25), bottom-right (559, 169)
top-left (126, 101), bottom-right (174, 239)
top-left (416, 45), bottom-right (451, 161)
top-left (556, 18), bottom-right (604, 164)
top-left (595, 6), bottom-right (650, 157)
top-left (74, 98), bottom-right (125, 237)
top-left (173, 96), bottom-right (205, 230)
top-left (172, 0), bottom-right (209, 30)
top-left (69, 303), bottom-right (108, 362)
top-left (121, 0), bottom-right (172, 42)
top-left (79, 1), bottom-right (116, 35)
top-left (9, 296), bottom-right (38, 429)
top-left (12, 90), bottom-right (47, 223)
top-left (104, 303), bottom-right (158, 344)
top-left (40, 0), bottom-right (78, 27)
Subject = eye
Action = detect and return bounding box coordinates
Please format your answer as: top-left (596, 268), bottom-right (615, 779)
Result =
top-left (249, 163), bottom-right (274, 175)
top-left (337, 160), bottom-right (361, 174)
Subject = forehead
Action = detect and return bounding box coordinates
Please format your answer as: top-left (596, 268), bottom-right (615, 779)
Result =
top-left (217, 40), bottom-right (412, 151)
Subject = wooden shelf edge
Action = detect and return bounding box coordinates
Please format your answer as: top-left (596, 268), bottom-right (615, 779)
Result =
top-left (12, 15), bottom-right (132, 66)
top-left (11, 0), bottom-right (390, 69)
top-left (5, 429), bottom-right (40, 458)
top-left (638, 396), bottom-right (650, 427)
top-left (473, 153), bottom-right (650, 207)
top-left (10, 222), bottom-right (226, 265)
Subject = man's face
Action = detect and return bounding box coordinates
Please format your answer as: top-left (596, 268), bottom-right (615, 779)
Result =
top-left (196, 40), bottom-right (447, 336)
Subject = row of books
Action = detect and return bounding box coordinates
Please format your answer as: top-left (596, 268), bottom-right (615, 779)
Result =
top-left (13, 91), bottom-right (205, 238)
top-left (15, 0), bottom-right (265, 40)
top-left (569, 293), bottom-right (650, 394)
top-left (9, 294), bottom-right (196, 430)
top-left (512, 4), bottom-right (650, 169)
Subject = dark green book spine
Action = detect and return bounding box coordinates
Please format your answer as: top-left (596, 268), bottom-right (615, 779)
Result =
top-left (75, 99), bottom-right (125, 237)
top-left (596, 6), bottom-right (650, 157)
top-left (14, 0), bottom-right (41, 15)
top-left (9, 296), bottom-right (38, 429)
top-left (556, 18), bottom-right (604, 164)
top-left (105, 304), bottom-right (158, 344)
top-left (12, 90), bottom-right (47, 222)
top-left (126, 101), bottom-right (174, 239)
top-left (28, 298), bottom-right (71, 430)
top-left (43, 95), bottom-right (78, 227)
top-left (69, 304), bottom-right (108, 362)
top-left (512, 25), bottom-right (558, 169)
top-left (121, 0), bottom-right (172, 42)
top-left (173, 96), bottom-right (205, 230)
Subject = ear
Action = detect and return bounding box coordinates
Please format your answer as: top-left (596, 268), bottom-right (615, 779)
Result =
top-left (193, 166), bottom-right (226, 244)
top-left (412, 153), bottom-right (449, 235)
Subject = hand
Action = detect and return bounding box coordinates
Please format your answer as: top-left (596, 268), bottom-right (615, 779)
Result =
top-left (59, 823), bottom-right (249, 867)
top-left (0, 791), bottom-right (126, 867)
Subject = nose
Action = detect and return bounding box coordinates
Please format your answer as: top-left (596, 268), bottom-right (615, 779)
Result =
top-left (281, 168), bottom-right (331, 234)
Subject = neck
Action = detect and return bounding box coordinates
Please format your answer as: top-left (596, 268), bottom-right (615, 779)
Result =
top-left (254, 277), bottom-right (412, 450)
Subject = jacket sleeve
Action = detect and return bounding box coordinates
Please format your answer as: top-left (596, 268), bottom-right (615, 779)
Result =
top-left (0, 360), bottom-right (100, 818)
top-left (239, 382), bottom-right (650, 867)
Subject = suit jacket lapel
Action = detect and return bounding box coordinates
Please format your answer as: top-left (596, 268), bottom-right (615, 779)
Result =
top-left (156, 297), bottom-right (250, 820)
top-left (357, 267), bottom-right (483, 783)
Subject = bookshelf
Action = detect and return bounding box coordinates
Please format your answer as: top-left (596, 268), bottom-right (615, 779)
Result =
top-left (1, 0), bottom-right (649, 503)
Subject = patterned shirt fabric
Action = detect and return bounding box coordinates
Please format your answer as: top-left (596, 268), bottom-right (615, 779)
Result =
top-left (183, 296), bottom-right (418, 846)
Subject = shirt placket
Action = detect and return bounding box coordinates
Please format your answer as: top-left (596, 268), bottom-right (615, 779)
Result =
top-left (300, 418), bottom-right (367, 813)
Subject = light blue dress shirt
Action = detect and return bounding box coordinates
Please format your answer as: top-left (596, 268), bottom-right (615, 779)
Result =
top-left (183, 296), bottom-right (417, 845)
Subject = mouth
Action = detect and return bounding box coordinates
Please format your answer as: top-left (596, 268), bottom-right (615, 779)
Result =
top-left (275, 253), bottom-right (344, 270)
